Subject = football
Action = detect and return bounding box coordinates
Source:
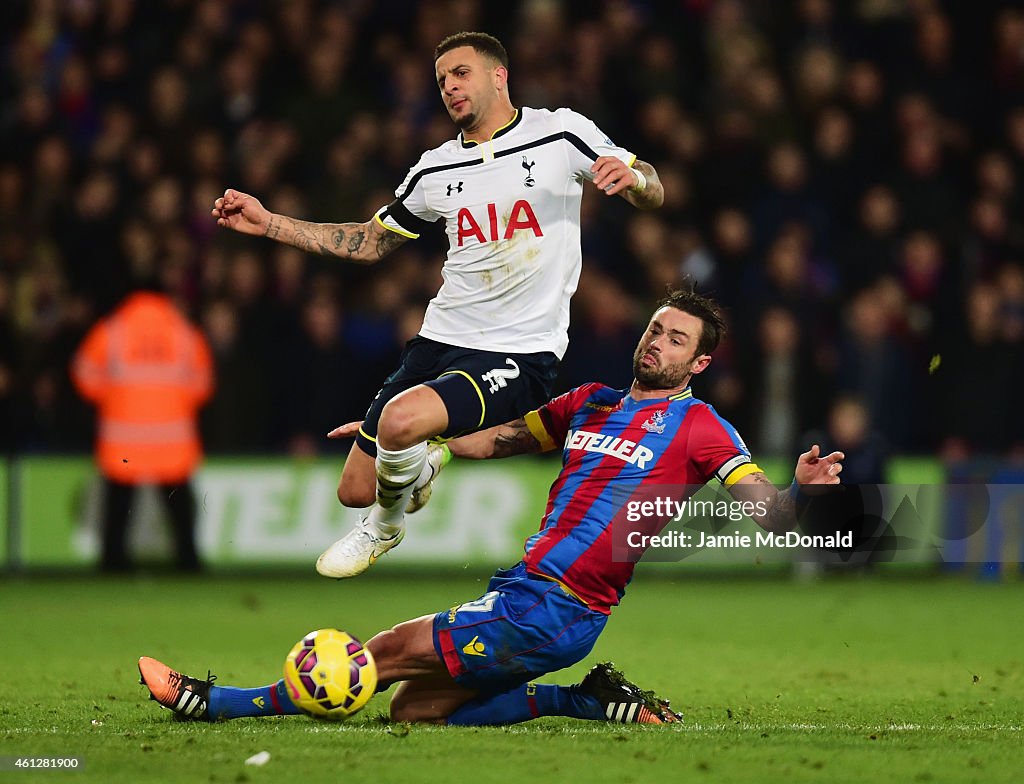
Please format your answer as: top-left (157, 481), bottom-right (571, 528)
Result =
top-left (282, 629), bottom-right (377, 719)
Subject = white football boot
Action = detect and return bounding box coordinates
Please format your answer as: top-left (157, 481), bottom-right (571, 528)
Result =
top-left (406, 443), bottom-right (452, 514)
top-left (316, 516), bottom-right (405, 579)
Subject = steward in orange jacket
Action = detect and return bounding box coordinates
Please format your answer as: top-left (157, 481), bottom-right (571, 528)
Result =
top-left (72, 291), bottom-right (213, 482)
top-left (71, 289), bottom-right (213, 571)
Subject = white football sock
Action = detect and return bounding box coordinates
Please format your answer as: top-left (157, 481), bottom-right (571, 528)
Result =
top-left (367, 442), bottom-right (427, 538)
top-left (412, 451), bottom-right (437, 490)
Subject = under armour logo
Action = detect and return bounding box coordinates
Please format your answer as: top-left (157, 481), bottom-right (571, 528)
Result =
top-left (447, 182), bottom-right (463, 196)
top-left (522, 156), bottom-right (536, 187)
top-left (481, 358), bottom-right (520, 393)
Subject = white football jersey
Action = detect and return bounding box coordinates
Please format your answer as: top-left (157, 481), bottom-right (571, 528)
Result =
top-left (375, 107), bottom-right (635, 359)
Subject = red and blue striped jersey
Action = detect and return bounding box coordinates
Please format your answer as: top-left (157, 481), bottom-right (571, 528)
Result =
top-left (522, 383), bottom-right (759, 614)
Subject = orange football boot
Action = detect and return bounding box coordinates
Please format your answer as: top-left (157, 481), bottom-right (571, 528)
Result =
top-left (138, 656), bottom-right (215, 721)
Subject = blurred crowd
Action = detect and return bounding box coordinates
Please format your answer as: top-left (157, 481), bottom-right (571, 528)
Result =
top-left (1, 0), bottom-right (1023, 463)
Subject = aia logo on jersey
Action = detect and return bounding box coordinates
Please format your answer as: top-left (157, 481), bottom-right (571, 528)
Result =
top-left (641, 409), bottom-right (670, 434)
top-left (456, 200), bottom-right (544, 247)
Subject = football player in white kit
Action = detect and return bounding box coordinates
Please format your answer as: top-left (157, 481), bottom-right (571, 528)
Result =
top-left (210, 32), bottom-right (663, 577)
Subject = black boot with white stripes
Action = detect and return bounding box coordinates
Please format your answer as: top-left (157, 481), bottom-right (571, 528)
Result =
top-left (138, 656), bottom-right (215, 721)
top-left (578, 662), bottom-right (683, 724)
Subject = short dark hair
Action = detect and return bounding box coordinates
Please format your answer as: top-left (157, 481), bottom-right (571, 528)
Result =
top-left (657, 288), bottom-right (726, 356)
top-left (434, 32), bottom-right (509, 68)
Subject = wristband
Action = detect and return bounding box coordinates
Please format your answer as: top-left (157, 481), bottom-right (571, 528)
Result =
top-left (787, 479), bottom-right (802, 501)
top-left (628, 167), bottom-right (647, 193)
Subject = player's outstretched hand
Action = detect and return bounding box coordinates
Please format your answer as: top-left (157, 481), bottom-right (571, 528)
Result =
top-left (211, 188), bottom-right (271, 236)
top-left (590, 156), bottom-right (638, 196)
top-left (327, 421), bottom-right (364, 439)
top-left (794, 444), bottom-right (844, 486)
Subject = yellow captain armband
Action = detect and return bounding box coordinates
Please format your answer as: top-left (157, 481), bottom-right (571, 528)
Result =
top-left (715, 455), bottom-right (763, 486)
top-left (723, 462), bottom-right (762, 486)
top-left (524, 410), bottom-right (557, 452)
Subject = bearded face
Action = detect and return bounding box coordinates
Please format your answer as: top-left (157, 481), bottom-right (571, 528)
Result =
top-left (631, 307), bottom-right (708, 391)
top-left (632, 340), bottom-right (696, 389)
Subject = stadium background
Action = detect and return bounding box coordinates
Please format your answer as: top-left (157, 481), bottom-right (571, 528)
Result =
top-left (1, 4), bottom-right (1023, 782)
top-left (0, 0), bottom-right (1022, 570)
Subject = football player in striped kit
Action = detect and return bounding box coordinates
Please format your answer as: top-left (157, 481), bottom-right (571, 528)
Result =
top-left (211, 32), bottom-right (663, 578)
top-left (140, 291), bottom-right (843, 726)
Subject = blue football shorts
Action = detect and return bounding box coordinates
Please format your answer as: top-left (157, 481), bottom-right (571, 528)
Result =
top-left (432, 562), bottom-right (608, 691)
top-left (356, 336), bottom-right (558, 457)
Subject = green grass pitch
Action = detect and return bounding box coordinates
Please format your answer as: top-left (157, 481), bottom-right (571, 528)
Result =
top-left (0, 571), bottom-right (1021, 783)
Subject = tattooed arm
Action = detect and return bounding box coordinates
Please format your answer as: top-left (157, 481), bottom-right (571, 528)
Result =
top-left (262, 213), bottom-right (407, 263)
top-left (726, 472), bottom-right (797, 534)
top-left (326, 417), bottom-right (548, 459)
top-left (211, 188), bottom-right (408, 263)
top-left (447, 419), bottom-right (547, 460)
top-left (620, 160), bottom-right (664, 210)
top-left (590, 158), bottom-right (664, 210)
top-left (726, 445), bottom-right (845, 533)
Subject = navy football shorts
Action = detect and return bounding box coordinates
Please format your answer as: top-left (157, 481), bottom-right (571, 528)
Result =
top-left (432, 562), bottom-right (607, 691)
top-left (356, 336), bottom-right (558, 456)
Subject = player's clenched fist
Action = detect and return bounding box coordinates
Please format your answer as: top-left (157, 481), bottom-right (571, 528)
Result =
top-left (211, 189), bottom-right (270, 236)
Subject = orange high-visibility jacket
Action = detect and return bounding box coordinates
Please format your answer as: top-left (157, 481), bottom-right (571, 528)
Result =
top-left (71, 292), bottom-right (214, 484)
